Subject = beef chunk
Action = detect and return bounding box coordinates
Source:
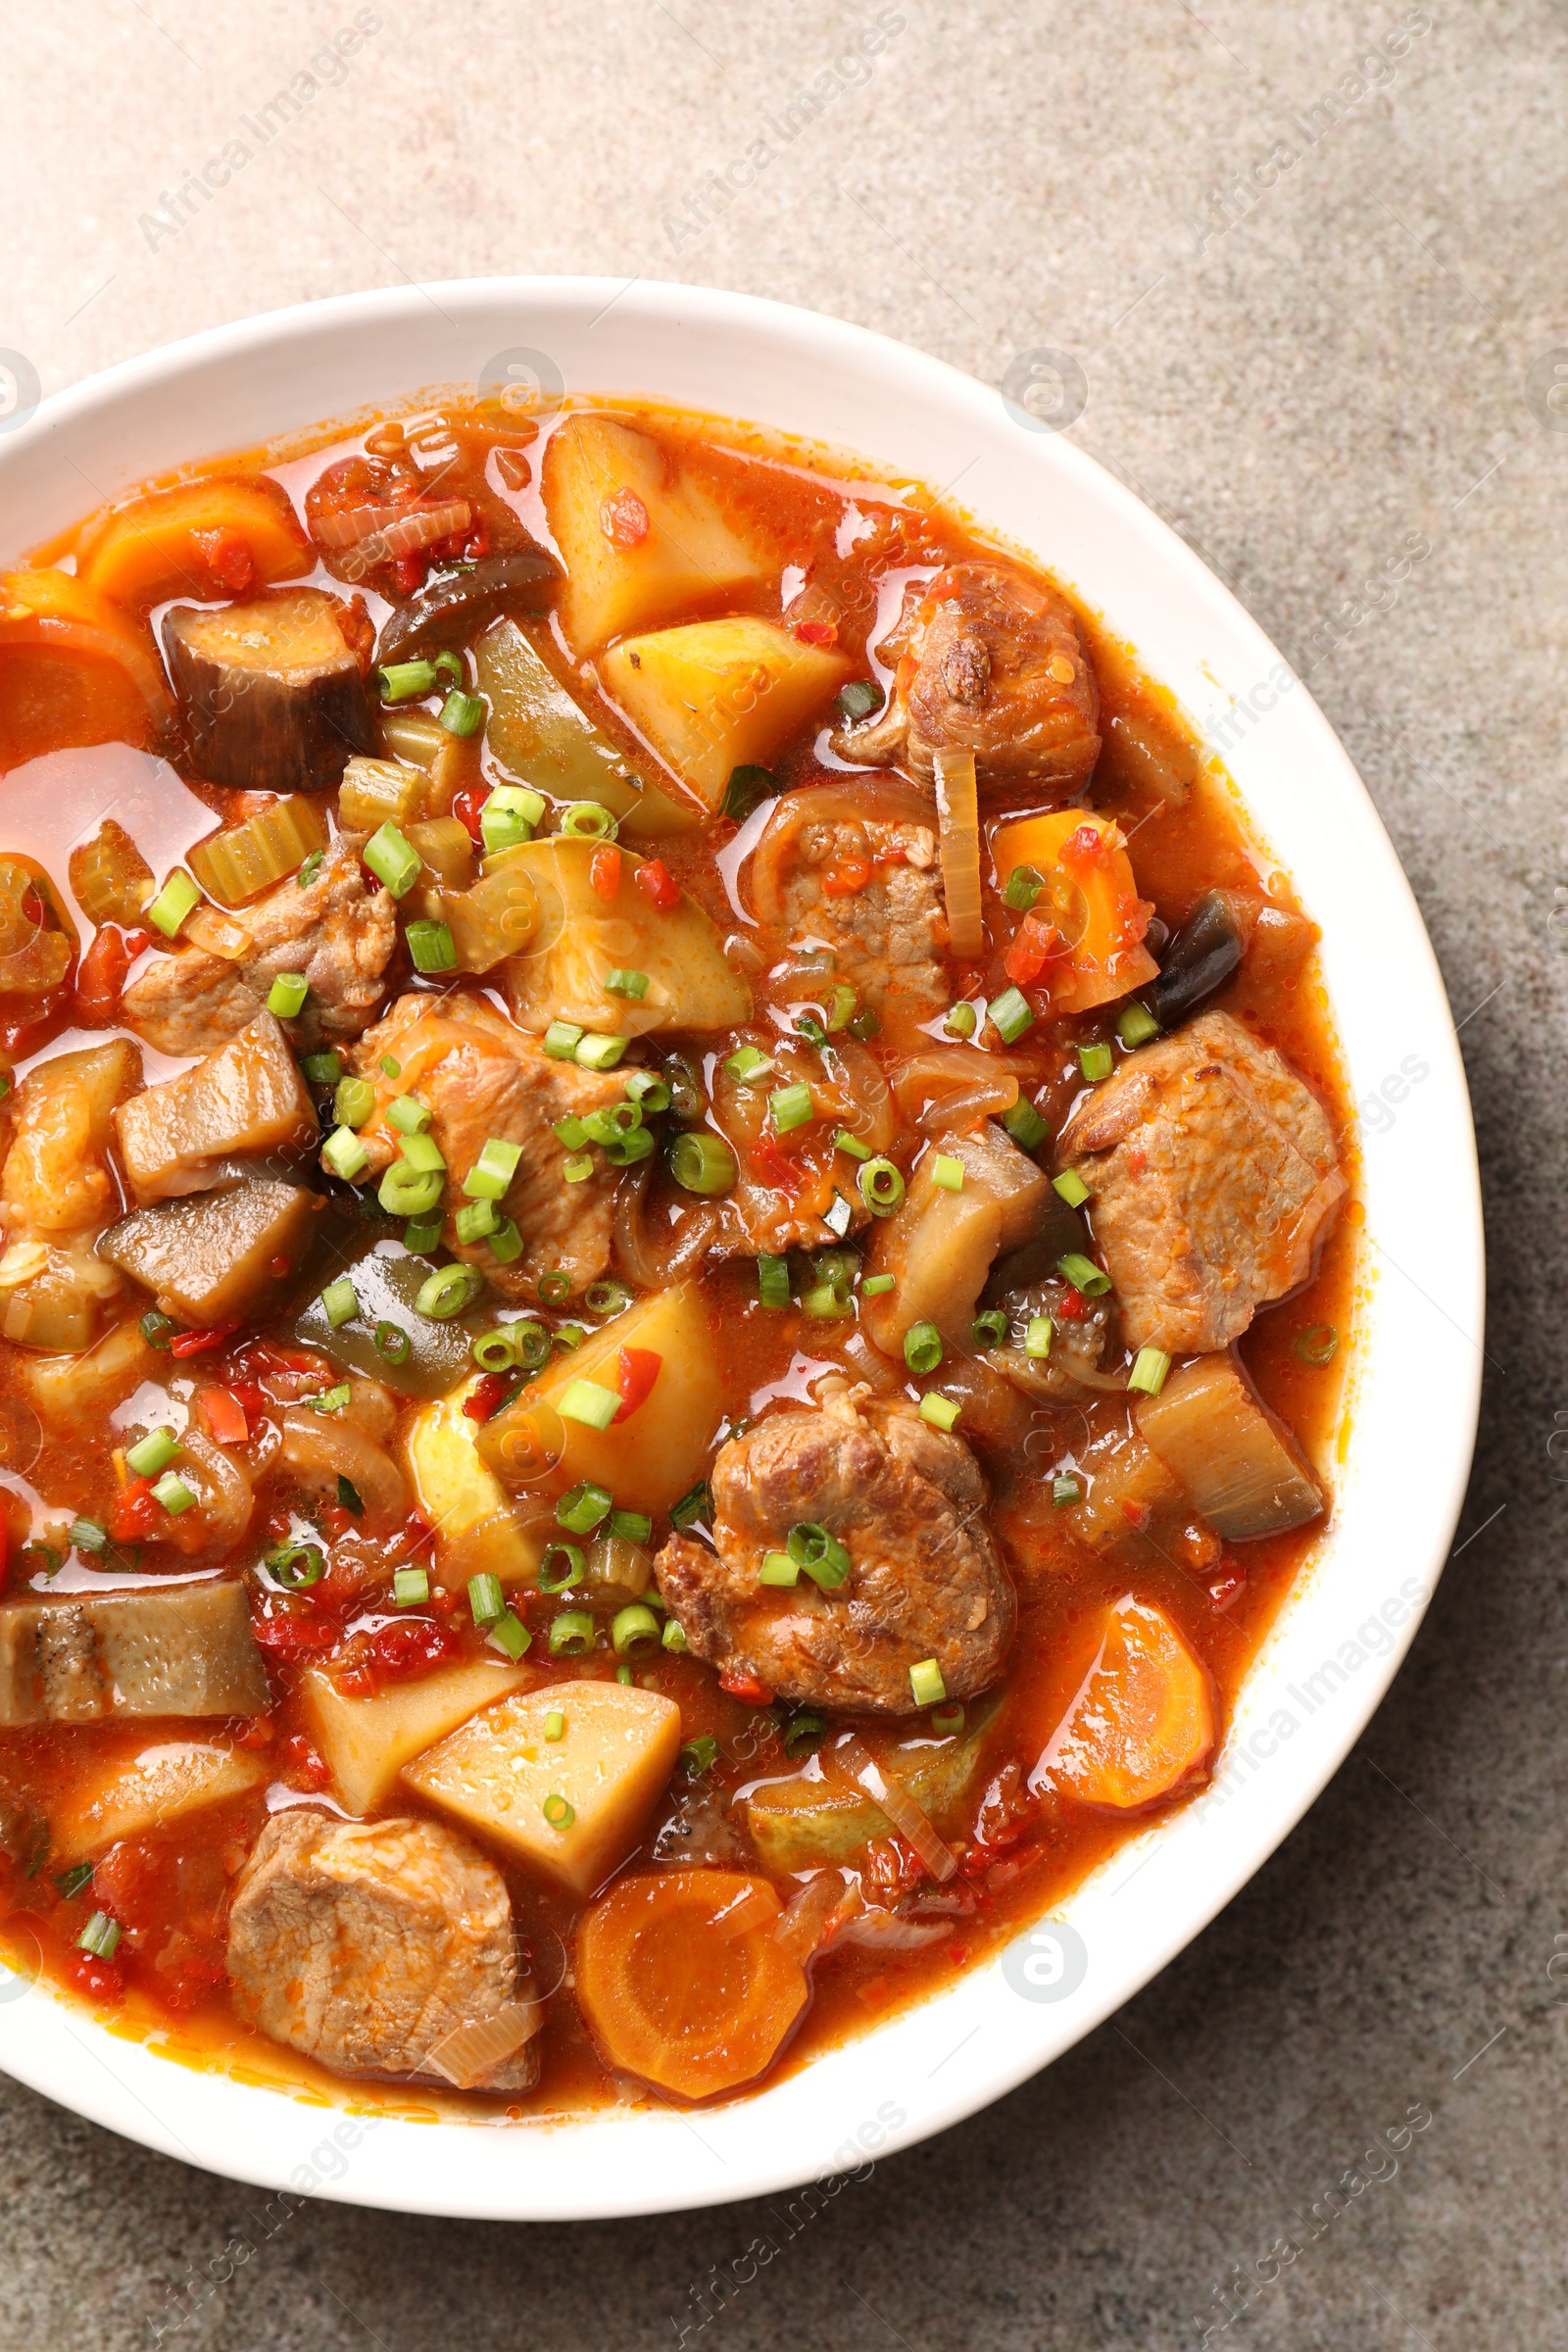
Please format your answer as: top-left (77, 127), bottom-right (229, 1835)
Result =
top-left (226, 1808), bottom-right (540, 2090)
top-left (1058, 1010), bottom-right (1345, 1354)
top-left (655, 1387), bottom-right (1014, 1716)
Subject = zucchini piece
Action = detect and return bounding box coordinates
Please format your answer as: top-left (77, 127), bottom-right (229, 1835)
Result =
top-left (99, 1178), bottom-right (322, 1326)
top-left (114, 1011), bottom-right (316, 1203)
top-left (162, 587), bottom-right (376, 792)
top-left (186, 793), bottom-right (329, 907)
top-left (373, 549), bottom-right (559, 666)
top-left (474, 616), bottom-right (699, 838)
top-left (1134, 1352), bottom-right (1323, 1540)
top-left (747, 1700), bottom-right (999, 1873)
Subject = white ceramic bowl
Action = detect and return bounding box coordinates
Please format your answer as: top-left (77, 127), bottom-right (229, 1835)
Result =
top-left (0, 279), bottom-right (1482, 2220)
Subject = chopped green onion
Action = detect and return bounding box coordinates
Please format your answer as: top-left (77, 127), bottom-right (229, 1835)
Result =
top-left (488, 1217), bottom-right (524, 1264)
top-left (508, 1320), bottom-right (551, 1371)
top-left (834, 1128), bottom-right (872, 1161)
top-left (146, 869), bottom-right (201, 938)
top-left (1295, 1324), bottom-right (1340, 1365)
top-left (375, 1321), bottom-right (412, 1363)
top-left (561, 801), bottom-right (618, 840)
top-left (152, 1472), bottom-right (196, 1516)
top-left (554, 1113), bottom-right (589, 1151)
top-left (378, 659), bottom-right (438, 702)
top-left (662, 1617), bottom-right (689, 1652)
top-left (1128, 1346), bottom-right (1172, 1396)
top-left (582, 1103), bottom-right (642, 1148)
top-left (724, 1045), bottom-right (775, 1087)
top-left (545, 1709), bottom-right (565, 1741)
top-left (125, 1427), bottom-right (178, 1478)
top-left (680, 1734), bottom-right (720, 1776)
top-left (670, 1481), bottom-right (711, 1532)
top-left (584, 1277), bottom-right (634, 1316)
top-left (267, 971), bottom-right (309, 1019)
top-left (538, 1270), bottom-right (571, 1304)
top-left (944, 1002), bottom-right (978, 1040)
top-left (784, 1711), bottom-right (827, 1760)
top-left (557, 1481), bottom-right (612, 1536)
top-left (407, 918), bottom-right (458, 974)
top-left (471, 1329), bottom-right (515, 1372)
top-left (770, 1081), bottom-right (814, 1134)
top-left (931, 1153), bottom-right (964, 1192)
top-left (1053, 1169), bottom-right (1091, 1208)
top-left (623, 1069), bottom-right (670, 1114)
top-left (930, 1701), bottom-right (966, 1737)
top-left (268, 1541), bottom-right (324, 1589)
top-left (1025, 1315), bottom-right (1054, 1358)
top-left (455, 1198), bottom-right (500, 1245)
top-left (825, 982), bottom-right (858, 1033)
top-left (1053, 1474), bottom-right (1081, 1507)
top-left (801, 1279), bottom-right (854, 1320)
top-left (439, 688), bottom-right (485, 738)
top-left (364, 822), bottom-right (421, 900)
top-left (602, 1127), bottom-right (655, 1168)
top-left (1117, 1003), bottom-right (1160, 1048)
top-left (835, 678), bottom-right (884, 722)
top-left (574, 1031), bottom-right (627, 1071)
top-left (904, 1321), bottom-right (943, 1374)
top-left (377, 1159), bottom-right (444, 1217)
top-left (760, 1551), bottom-right (801, 1587)
top-left (480, 784), bottom-right (544, 855)
top-left (67, 1518), bottom-right (107, 1554)
top-left (404, 1213), bottom-right (444, 1254)
top-left (918, 1392), bottom-right (961, 1433)
top-left (467, 1572), bottom-right (506, 1627)
top-left (1057, 1251), bottom-right (1111, 1297)
top-left (297, 851), bottom-right (326, 891)
top-left (386, 1093), bottom-right (432, 1136)
top-left (758, 1253), bottom-right (791, 1309)
top-left (860, 1273), bottom-right (895, 1297)
top-left (720, 764), bottom-right (778, 822)
top-left (331, 1076), bottom-right (373, 1131)
top-left (77, 1911), bottom-right (122, 1960)
top-left (542, 1792), bottom-right (576, 1829)
top-left (972, 1308), bottom-right (1008, 1348)
top-left (563, 1152), bottom-right (594, 1184)
top-left (558, 1378), bottom-right (621, 1431)
top-left (464, 1136), bottom-right (521, 1200)
top-left (393, 1566), bottom-right (429, 1608)
top-left (322, 1125), bottom-right (370, 1183)
top-left (398, 1132), bottom-right (446, 1175)
top-left (416, 1262), bottom-right (482, 1320)
top-left (1004, 862), bottom-right (1045, 912)
top-left (311, 1384), bottom-right (353, 1415)
top-left (858, 1158), bottom-right (905, 1215)
top-left (989, 986), bottom-right (1036, 1044)
top-left (544, 1020), bottom-right (585, 1059)
top-left (55, 1862), bottom-right (95, 1899)
top-left (301, 1050), bottom-right (344, 1085)
top-left (320, 1277), bottom-right (359, 1329)
top-left (488, 1610), bottom-right (531, 1661)
top-left (795, 1012), bottom-right (829, 1053)
top-left (604, 968), bottom-right (650, 1000)
top-left (539, 1542), bottom-right (586, 1593)
top-left (1002, 1097), bottom-right (1050, 1152)
top-left (1078, 1042), bottom-right (1113, 1082)
top-left (380, 1055), bottom-right (402, 1078)
top-left (612, 1603), bottom-right (662, 1656)
top-left (786, 1522), bottom-right (851, 1589)
top-left (549, 1610), bottom-right (595, 1658)
top-left (434, 653), bottom-right (464, 687)
top-left (668, 1130), bottom-right (738, 1197)
top-left (908, 1658), bottom-right (947, 1707)
top-left (607, 1507), bottom-right (653, 1545)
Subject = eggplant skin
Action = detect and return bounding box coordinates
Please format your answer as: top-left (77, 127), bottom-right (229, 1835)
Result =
top-left (374, 549), bottom-right (560, 667)
top-left (163, 587), bottom-right (377, 792)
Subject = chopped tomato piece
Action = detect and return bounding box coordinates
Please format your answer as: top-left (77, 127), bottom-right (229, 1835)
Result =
top-left (65, 1947), bottom-right (123, 2004)
top-left (189, 526), bottom-right (256, 596)
top-left (793, 617), bottom-right (838, 646)
top-left (393, 552), bottom-right (427, 597)
top-left (1055, 1285), bottom-right (1088, 1321)
top-left (278, 1732), bottom-right (331, 1789)
top-left (600, 488), bottom-right (650, 549)
top-left (720, 1669), bottom-right (774, 1704)
top-left (614, 1346), bottom-right (662, 1421)
top-left (749, 1136), bottom-right (803, 1198)
top-left (1004, 913), bottom-right (1062, 987)
top-left (73, 924), bottom-right (136, 1024)
top-left (251, 1612), bottom-right (336, 1660)
top-left (1060, 822), bottom-right (1109, 873)
top-left (590, 843), bottom-right (622, 900)
top-left (820, 859), bottom-right (871, 897)
top-left (369, 1617), bottom-right (460, 1683)
top-left (169, 1321), bottom-right (241, 1359)
top-left (463, 1372), bottom-right (512, 1425)
top-left (453, 780), bottom-right (489, 847)
top-left (199, 1387), bottom-right (249, 1446)
top-left (633, 858), bottom-right (679, 911)
top-left (110, 1477), bottom-right (160, 1544)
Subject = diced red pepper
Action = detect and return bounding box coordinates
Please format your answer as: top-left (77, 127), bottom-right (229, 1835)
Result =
top-left (590, 843), bottom-right (622, 900)
top-left (110, 1477), bottom-right (161, 1544)
top-left (199, 1387), bottom-right (249, 1446)
top-left (369, 1617), bottom-right (460, 1683)
top-left (614, 1346), bottom-right (662, 1422)
top-left (1054, 1285), bottom-right (1088, 1321)
top-left (1004, 913), bottom-right (1062, 987)
top-left (749, 1135), bottom-right (803, 1198)
top-left (65, 1947), bottom-right (123, 2004)
top-left (720, 1669), bottom-right (774, 1704)
top-left (169, 1321), bottom-right (241, 1359)
top-left (393, 552), bottom-right (428, 597)
top-left (1060, 822), bottom-right (1108, 873)
top-left (190, 525), bottom-right (257, 596)
top-left (463, 1372), bottom-right (512, 1425)
top-left (277, 1732), bottom-right (331, 1789)
top-left (251, 1612), bottom-right (337, 1660)
top-left (633, 858), bottom-right (680, 911)
top-left (73, 926), bottom-right (133, 1025)
top-left (793, 617), bottom-right (838, 646)
top-left (820, 859), bottom-right (871, 898)
top-left (453, 780), bottom-right (489, 848)
top-left (599, 488), bottom-right (650, 549)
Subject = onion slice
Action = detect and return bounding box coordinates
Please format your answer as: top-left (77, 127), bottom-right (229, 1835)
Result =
top-left (713, 1880), bottom-right (782, 1942)
top-left (423, 1996), bottom-right (543, 2089)
top-left (933, 747), bottom-right (983, 959)
top-left (773, 1871), bottom-right (860, 1964)
top-left (315, 499), bottom-right (471, 556)
top-left (837, 1734), bottom-right (957, 1883)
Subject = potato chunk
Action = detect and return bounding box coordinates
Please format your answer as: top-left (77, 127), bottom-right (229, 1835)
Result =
top-left (601, 616), bottom-right (850, 808)
top-left (497, 836), bottom-right (751, 1039)
top-left (18, 1316), bottom-right (163, 1431)
top-left (51, 1739), bottom-right (268, 1865)
top-left (115, 1009), bottom-right (317, 1203)
top-left (862, 1123), bottom-right (1051, 1357)
top-left (477, 1281), bottom-right (723, 1516)
top-left (543, 416), bottom-right (770, 652)
top-left (404, 1377), bottom-right (545, 1589)
top-left (403, 1682), bottom-right (681, 1896)
top-left (300, 1657), bottom-right (531, 1815)
top-left (0, 1039), bottom-right (140, 1237)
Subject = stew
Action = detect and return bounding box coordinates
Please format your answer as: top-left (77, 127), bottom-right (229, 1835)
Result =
top-left (0, 391), bottom-right (1355, 2115)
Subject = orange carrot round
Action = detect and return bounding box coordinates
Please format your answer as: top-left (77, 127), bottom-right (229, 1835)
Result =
top-left (1043, 1596), bottom-right (1216, 1810)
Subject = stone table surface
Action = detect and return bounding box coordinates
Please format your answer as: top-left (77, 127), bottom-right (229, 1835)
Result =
top-left (1, 3), bottom-right (1563, 2346)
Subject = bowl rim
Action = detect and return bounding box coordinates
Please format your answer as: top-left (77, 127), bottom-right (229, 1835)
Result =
top-left (0, 276), bottom-right (1483, 2223)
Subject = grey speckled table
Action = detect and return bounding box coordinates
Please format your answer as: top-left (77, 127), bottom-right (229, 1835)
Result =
top-left (2, 4), bottom-right (1563, 2346)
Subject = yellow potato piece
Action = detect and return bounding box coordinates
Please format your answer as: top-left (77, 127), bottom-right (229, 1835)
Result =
top-left (403, 1681), bottom-right (682, 1897)
top-left (600, 615), bottom-right (851, 809)
top-left (300, 1657), bottom-right (531, 1816)
top-left (52, 1740), bottom-right (268, 1864)
top-left (498, 835), bottom-right (752, 1039)
top-left (543, 415), bottom-right (771, 653)
top-left (477, 1281), bottom-right (722, 1516)
top-left (404, 1375), bottom-right (545, 1589)
top-left (19, 1315), bottom-right (162, 1432)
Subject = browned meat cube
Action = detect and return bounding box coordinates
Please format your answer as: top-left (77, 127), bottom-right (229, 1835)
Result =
top-left (655, 1386), bottom-right (1014, 1716)
top-left (226, 1808), bottom-right (541, 2091)
top-left (99, 1178), bottom-right (322, 1326)
top-left (349, 992), bottom-right (626, 1298)
top-left (0, 1580), bottom-right (268, 1725)
top-left (1058, 1010), bottom-right (1345, 1354)
top-left (750, 782), bottom-right (948, 1021)
top-left (121, 841), bottom-right (396, 1058)
top-left (115, 1010), bottom-right (317, 1203)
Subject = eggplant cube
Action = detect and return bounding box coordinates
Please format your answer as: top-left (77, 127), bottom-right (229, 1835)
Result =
top-left (100, 1178), bottom-right (321, 1326)
top-left (163, 587), bottom-right (375, 792)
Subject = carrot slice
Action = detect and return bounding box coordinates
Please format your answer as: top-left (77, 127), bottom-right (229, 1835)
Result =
top-left (76, 477), bottom-right (311, 610)
top-left (1040, 1596), bottom-right (1216, 1810)
top-left (989, 808), bottom-right (1157, 1017)
top-left (0, 570), bottom-right (172, 770)
top-left (576, 1870), bottom-right (808, 2100)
